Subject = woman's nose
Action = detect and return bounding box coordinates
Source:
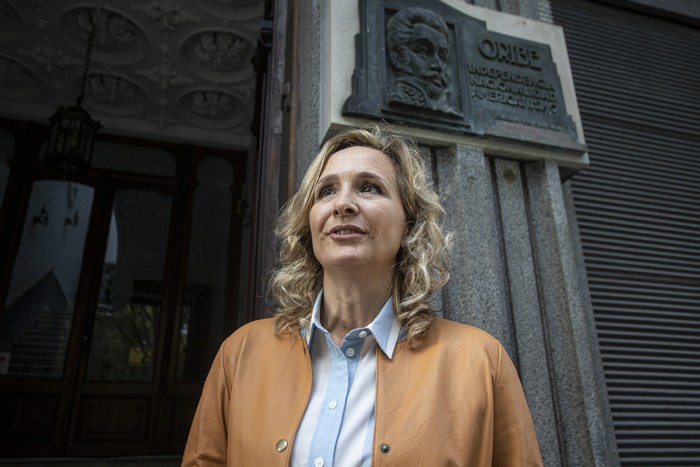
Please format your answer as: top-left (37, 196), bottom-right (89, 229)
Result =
top-left (333, 190), bottom-right (358, 215)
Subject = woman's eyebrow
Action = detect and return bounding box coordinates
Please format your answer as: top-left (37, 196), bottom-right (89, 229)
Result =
top-left (315, 171), bottom-right (389, 186)
top-left (315, 174), bottom-right (337, 188)
top-left (357, 172), bottom-right (387, 182)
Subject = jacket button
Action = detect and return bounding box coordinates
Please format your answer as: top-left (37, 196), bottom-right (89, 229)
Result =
top-left (380, 443), bottom-right (390, 454)
top-left (276, 439), bottom-right (289, 452)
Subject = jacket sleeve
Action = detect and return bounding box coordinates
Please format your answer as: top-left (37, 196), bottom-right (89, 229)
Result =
top-left (182, 342), bottom-right (231, 466)
top-left (492, 343), bottom-right (544, 467)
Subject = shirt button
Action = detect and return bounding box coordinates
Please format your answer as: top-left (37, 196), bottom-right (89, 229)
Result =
top-left (275, 439), bottom-right (288, 452)
top-left (328, 399), bottom-right (338, 410)
top-left (358, 330), bottom-right (368, 338)
top-left (345, 347), bottom-right (355, 357)
top-left (314, 457), bottom-right (324, 467)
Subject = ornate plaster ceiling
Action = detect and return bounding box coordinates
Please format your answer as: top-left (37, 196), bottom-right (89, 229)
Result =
top-left (0, 0), bottom-right (263, 150)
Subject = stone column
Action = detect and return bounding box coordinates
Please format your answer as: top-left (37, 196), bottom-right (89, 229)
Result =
top-left (436, 145), bottom-right (514, 355)
top-left (525, 161), bottom-right (620, 466)
top-left (437, 146), bottom-right (565, 465)
top-left (435, 144), bottom-right (619, 466)
top-left (493, 158), bottom-right (564, 466)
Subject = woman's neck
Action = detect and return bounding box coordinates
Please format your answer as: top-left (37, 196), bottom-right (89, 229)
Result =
top-left (320, 272), bottom-right (393, 347)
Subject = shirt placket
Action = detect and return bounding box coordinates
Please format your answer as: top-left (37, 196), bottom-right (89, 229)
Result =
top-left (307, 332), bottom-right (364, 467)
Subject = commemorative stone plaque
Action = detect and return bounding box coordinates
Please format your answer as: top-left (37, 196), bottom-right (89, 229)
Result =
top-left (343, 0), bottom-right (580, 149)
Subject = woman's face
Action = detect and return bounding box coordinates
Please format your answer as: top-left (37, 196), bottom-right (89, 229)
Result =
top-left (309, 146), bottom-right (407, 278)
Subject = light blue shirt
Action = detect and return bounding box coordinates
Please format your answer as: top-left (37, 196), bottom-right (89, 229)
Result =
top-left (291, 291), bottom-right (402, 467)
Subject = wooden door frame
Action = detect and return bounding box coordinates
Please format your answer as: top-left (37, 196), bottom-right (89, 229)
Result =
top-left (248, 0), bottom-right (290, 322)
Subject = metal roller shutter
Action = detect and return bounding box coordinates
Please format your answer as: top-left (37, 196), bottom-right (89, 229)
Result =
top-left (551, 1), bottom-right (700, 465)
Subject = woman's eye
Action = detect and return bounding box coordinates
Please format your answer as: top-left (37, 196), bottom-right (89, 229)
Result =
top-left (318, 186), bottom-right (334, 197)
top-left (361, 183), bottom-right (379, 193)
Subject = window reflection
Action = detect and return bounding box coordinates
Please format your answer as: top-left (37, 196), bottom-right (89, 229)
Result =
top-left (0, 181), bottom-right (93, 379)
top-left (177, 157), bottom-right (234, 382)
top-left (0, 129), bottom-right (13, 210)
top-left (86, 190), bottom-right (172, 382)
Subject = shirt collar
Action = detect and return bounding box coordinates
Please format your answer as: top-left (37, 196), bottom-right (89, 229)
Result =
top-left (304, 290), bottom-right (402, 359)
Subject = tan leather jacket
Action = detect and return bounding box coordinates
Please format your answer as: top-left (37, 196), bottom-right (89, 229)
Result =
top-left (182, 317), bottom-right (543, 466)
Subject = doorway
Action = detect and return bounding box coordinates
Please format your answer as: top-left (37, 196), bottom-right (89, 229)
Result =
top-left (0, 129), bottom-right (246, 457)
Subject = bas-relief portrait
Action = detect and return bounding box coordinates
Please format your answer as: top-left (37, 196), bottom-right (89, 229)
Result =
top-left (385, 7), bottom-right (462, 118)
top-left (343, 1), bottom-right (577, 145)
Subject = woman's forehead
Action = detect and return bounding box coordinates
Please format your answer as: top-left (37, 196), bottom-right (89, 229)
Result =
top-left (320, 146), bottom-right (398, 179)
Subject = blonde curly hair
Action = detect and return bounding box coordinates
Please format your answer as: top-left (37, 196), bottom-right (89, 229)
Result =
top-left (270, 125), bottom-right (452, 348)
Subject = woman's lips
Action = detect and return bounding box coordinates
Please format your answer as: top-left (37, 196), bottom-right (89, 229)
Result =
top-left (334, 229), bottom-right (358, 235)
top-left (329, 225), bottom-right (364, 236)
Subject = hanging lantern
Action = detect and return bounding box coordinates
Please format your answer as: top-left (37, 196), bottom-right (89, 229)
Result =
top-left (46, 104), bottom-right (101, 171)
top-left (45, 3), bottom-right (102, 172)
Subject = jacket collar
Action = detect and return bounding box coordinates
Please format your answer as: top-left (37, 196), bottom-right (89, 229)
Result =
top-left (303, 290), bottom-right (402, 359)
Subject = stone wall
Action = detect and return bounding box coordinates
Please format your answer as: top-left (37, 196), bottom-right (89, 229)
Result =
top-left (288, 0), bottom-right (620, 465)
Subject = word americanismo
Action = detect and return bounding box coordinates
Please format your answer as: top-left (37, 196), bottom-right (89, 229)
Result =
top-left (343, 0), bottom-right (578, 143)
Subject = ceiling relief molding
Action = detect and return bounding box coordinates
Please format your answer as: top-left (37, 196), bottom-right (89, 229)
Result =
top-left (0, 0), bottom-right (264, 149)
top-left (196, 0), bottom-right (262, 21)
top-left (29, 0), bottom-right (47, 10)
top-left (182, 29), bottom-right (255, 82)
top-left (131, 0), bottom-right (201, 31)
top-left (0, 0), bottom-right (23, 43)
top-left (135, 59), bottom-right (195, 91)
top-left (178, 88), bottom-right (248, 129)
top-left (83, 72), bottom-right (149, 116)
top-left (19, 41), bottom-right (82, 73)
top-left (33, 17), bottom-right (49, 31)
top-left (62, 6), bottom-right (149, 65)
top-left (149, 113), bottom-right (176, 130)
top-left (0, 55), bottom-right (42, 99)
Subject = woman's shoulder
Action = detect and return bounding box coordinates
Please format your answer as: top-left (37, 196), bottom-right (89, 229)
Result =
top-left (429, 316), bottom-right (497, 338)
top-left (225, 317), bottom-right (279, 341)
top-left (232, 316), bottom-right (276, 335)
top-left (220, 317), bottom-right (302, 353)
top-left (427, 317), bottom-right (505, 353)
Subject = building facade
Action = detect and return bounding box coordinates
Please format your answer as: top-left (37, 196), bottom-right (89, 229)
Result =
top-left (0, 0), bottom-right (697, 465)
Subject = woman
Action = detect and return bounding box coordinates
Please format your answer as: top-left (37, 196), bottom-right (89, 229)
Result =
top-left (182, 126), bottom-right (543, 466)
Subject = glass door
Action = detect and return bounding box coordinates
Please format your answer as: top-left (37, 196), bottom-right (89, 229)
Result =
top-left (0, 180), bottom-right (177, 457)
top-left (0, 145), bottom-right (244, 458)
top-left (0, 180), bottom-right (95, 455)
top-left (67, 187), bottom-right (174, 456)
top-left (85, 190), bottom-right (171, 383)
